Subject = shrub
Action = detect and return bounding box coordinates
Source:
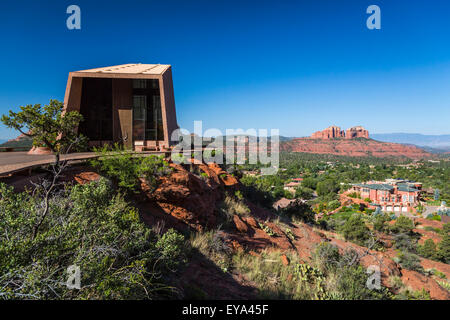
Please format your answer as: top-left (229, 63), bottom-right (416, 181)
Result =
top-left (312, 242), bottom-right (341, 272)
top-left (91, 144), bottom-right (139, 191)
top-left (91, 145), bottom-right (171, 192)
top-left (327, 200), bottom-right (341, 211)
top-left (393, 233), bottom-right (418, 253)
top-left (437, 232), bottom-right (450, 264)
top-left (138, 155), bottom-right (172, 191)
top-left (0, 180), bottom-right (185, 299)
top-left (390, 216), bottom-right (415, 234)
top-left (339, 214), bottom-right (370, 246)
top-left (373, 213), bottom-right (390, 233)
top-left (398, 251), bottom-right (424, 273)
top-left (279, 201), bottom-right (315, 224)
top-left (295, 187), bottom-right (314, 200)
top-left (418, 239), bottom-right (437, 260)
top-left (190, 230), bottom-right (233, 273)
top-left (156, 229), bottom-right (186, 270)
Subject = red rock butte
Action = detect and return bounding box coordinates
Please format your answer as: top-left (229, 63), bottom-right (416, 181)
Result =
top-left (311, 125), bottom-right (369, 139)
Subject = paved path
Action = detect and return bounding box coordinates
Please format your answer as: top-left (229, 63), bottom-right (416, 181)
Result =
top-left (422, 205), bottom-right (440, 218)
top-left (0, 151), bottom-right (170, 176)
top-left (0, 152), bottom-right (99, 176)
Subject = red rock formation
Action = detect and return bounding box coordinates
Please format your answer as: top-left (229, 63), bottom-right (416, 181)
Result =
top-left (311, 125), bottom-right (369, 139)
top-left (281, 138), bottom-right (431, 158)
top-left (27, 146), bottom-right (52, 155)
top-left (311, 126), bottom-right (345, 139)
top-left (346, 126), bottom-right (369, 139)
top-left (141, 162), bottom-right (239, 231)
top-left (233, 215), bottom-right (249, 233)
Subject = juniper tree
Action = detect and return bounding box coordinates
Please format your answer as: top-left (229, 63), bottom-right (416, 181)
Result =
top-left (1, 99), bottom-right (84, 169)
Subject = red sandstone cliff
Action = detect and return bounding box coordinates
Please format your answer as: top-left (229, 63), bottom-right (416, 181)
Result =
top-left (346, 126), bottom-right (369, 139)
top-left (311, 125), bottom-right (369, 139)
top-left (311, 126), bottom-right (345, 139)
top-left (281, 138), bottom-right (431, 158)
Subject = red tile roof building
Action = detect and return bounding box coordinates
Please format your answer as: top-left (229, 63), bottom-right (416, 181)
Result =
top-left (350, 179), bottom-right (422, 213)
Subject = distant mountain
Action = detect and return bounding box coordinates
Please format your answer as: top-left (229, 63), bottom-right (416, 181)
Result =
top-left (371, 133), bottom-right (450, 151)
top-left (272, 135), bottom-right (295, 142)
top-left (0, 134), bottom-right (33, 150)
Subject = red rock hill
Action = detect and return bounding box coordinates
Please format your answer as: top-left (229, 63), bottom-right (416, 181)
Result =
top-left (281, 137), bottom-right (431, 158)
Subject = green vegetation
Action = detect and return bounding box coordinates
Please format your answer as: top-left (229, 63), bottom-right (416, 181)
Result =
top-left (233, 243), bottom-right (391, 300)
top-left (91, 144), bottom-right (172, 193)
top-left (418, 239), bottom-right (437, 260)
top-left (339, 214), bottom-right (370, 246)
top-left (1, 99), bottom-right (87, 160)
top-left (437, 223), bottom-right (450, 264)
top-left (0, 179), bottom-right (185, 299)
top-left (189, 230), bottom-right (233, 273)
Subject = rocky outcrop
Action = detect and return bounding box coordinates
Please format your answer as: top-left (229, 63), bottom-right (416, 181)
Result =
top-left (311, 125), bottom-right (369, 140)
top-left (346, 126), bottom-right (369, 139)
top-left (281, 138), bottom-right (431, 158)
top-left (141, 162), bottom-right (238, 231)
top-left (311, 126), bottom-right (345, 139)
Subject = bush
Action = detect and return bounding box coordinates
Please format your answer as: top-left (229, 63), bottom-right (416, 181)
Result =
top-left (339, 214), bottom-right (370, 246)
top-left (156, 229), bottom-right (186, 270)
top-left (437, 232), bottom-right (450, 264)
top-left (91, 145), bottom-right (171, 192)
top-left (418, 239), bottom-right (437, 260)
top-left (327, 200), bottom-right (341, 211)
top-left (316, 179), bottom-right (339, 197)
top-left (138, 155), bottom-right (172, 192)
top-left (373, 213), bottom-right (390, 233)
top-left (279, 201), bottom-right (315, 224)
top-left (393, 233), bottom-right (417, 253)
top-left (295, 187), bottom-right (314, 200)
top-left (398, 251), bottom-right (424, 273)
top-left (390, 216), bottom-right (415, 234)
top-left (0, 180), bottom-right (185, 299)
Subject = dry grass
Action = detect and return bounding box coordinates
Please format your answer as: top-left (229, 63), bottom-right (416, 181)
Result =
top-left (189, 229), bottom-right (233, 273)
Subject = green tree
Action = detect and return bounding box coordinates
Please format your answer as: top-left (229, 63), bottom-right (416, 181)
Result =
top-left (391, 216), bottom-right (415, 235)
top-left (316, 179), bottom-right (339, 197)
top-left (434, 188), bottom-right (440, 201)
top-left (339, 214), bottom-right (370, 245)
top-left (302, 177), bottom-right (317, 190)
top-left (373, 213), bottom-right (389, 232)
top-left (295, 187), bottom-right (314, 200)
top-left (437, 232), bottom-right (450, 264)
top-left (1, 99), bottom-right (84, 167)
top-left (418, 239), bottom-right (437, 260)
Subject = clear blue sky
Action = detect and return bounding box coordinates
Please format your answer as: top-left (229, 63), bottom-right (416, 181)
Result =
top-left (0, 0), bottom-right (449, 139)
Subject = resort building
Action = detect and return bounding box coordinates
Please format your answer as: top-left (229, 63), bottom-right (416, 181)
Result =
top-left (284, 181), bottom-right (301, 194)
top-left (63, 64), bottom-right (179, 151)
top-left (350, 179), bottom-right (422, 213)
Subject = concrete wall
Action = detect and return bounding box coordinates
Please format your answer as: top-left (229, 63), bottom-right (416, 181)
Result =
top-left (161, 67), bottom-right (179, 146)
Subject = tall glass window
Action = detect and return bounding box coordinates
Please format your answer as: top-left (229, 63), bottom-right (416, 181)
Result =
top-left (132, 79), bottom-right (163, 141)
top-left (133, 95), bottom-right (147, 141)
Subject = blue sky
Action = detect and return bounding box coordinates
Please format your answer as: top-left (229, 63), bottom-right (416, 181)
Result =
top-left (0, 0), bottom-right (449, 139)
